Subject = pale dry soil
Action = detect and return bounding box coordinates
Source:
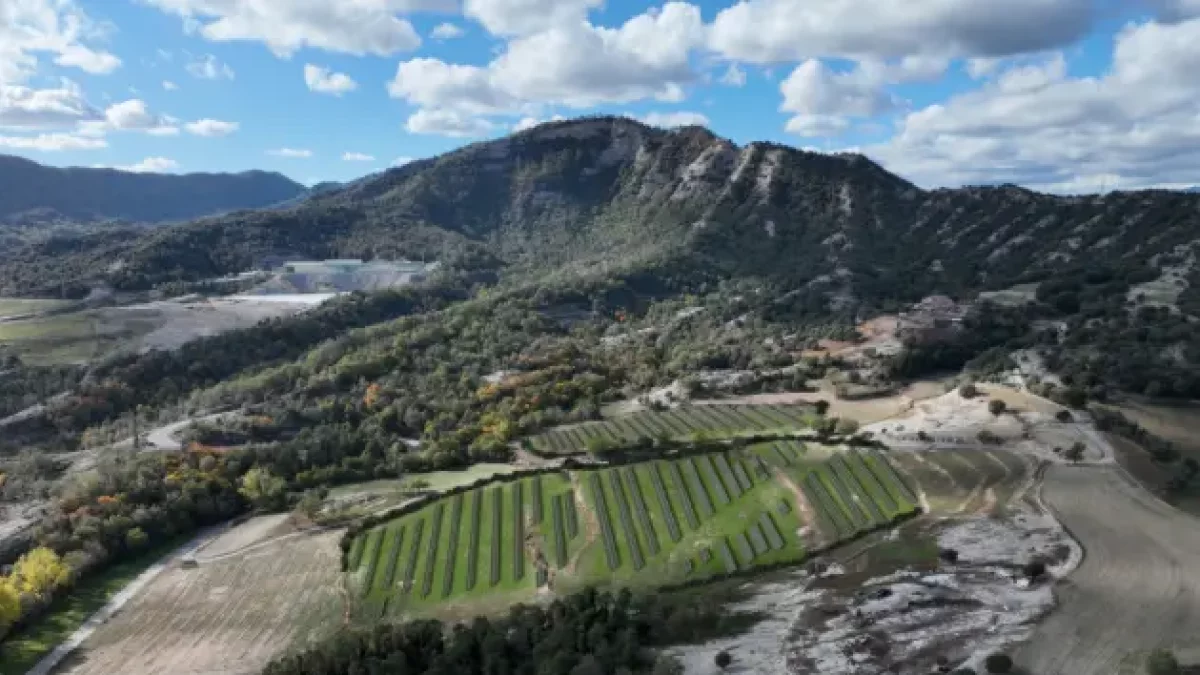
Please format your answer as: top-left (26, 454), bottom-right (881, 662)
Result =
top-left (1017, 465), bottom-right (1200, 675)
top-left (53, 517), bottom-right (344, 675)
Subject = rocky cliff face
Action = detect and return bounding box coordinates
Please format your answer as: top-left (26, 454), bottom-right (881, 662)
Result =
top-left (4, 116), bottom-right (1200, 300)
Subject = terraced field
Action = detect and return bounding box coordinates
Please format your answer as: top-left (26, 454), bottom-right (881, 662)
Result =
top-left (527, 404), bottom-right (816, 455)
top-left (346, 448), bottom-right (918, 615)
top-left (887, 448), bottom-right (1033, 514)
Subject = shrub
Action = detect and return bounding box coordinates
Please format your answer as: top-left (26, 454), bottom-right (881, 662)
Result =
top-left (1023, 559), bottom-right (1047, 580)
top-left (1064, 442), bottom-right (1085, 462)
top-left (715, 651), bottom-right (732, 669)
top-left (938, 548), bottom-right (959, 564)
top-left (1056, 409), bottom-right (1073, 422)
top-left (814, 400), bottom-right (830, 416)
top-left (988, 399), bottom-right (1007, 416)
top-left (959, 383), bottom-right (979, 399)
top-left (984, 652), bottom-right (1013, 673)
top-left (1145, 648), bottom-right (1181, 675)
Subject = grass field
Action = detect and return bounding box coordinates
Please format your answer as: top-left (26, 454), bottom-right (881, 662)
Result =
top-left (347, 448), bottom-right (917, 616)
top-left (527, 404), bottom-right (817, 455)
top-left (0, 297), bottom-right (70, 319)
top-left (0, 310), bottom-right (159, 365)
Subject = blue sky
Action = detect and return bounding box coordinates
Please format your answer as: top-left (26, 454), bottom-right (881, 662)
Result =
top-left (2, 1), bottom-right (1199, 192)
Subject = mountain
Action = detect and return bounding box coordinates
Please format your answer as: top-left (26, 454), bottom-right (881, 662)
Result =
top-left (0, 154), bottom-right (306, 224)
top-left (1, 117), bottom-right (1198, 304)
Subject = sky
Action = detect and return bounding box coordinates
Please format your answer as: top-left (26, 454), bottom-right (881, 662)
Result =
top-left (1, 0), bottom-right (1199, 192)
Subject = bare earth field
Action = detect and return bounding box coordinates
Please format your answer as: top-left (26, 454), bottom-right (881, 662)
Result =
top-left (54, 518), bottom-right (344, 675)
top-left (1017, 465), bottom-right (1200, 674)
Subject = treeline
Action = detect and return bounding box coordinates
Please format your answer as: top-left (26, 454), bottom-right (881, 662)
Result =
top-left (263, 587), bottom-right (750, 675)
top-left (1092, 406), bottom-right (1200, 497)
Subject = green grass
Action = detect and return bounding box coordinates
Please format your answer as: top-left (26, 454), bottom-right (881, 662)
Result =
top-left (528, 404), bottom-right (817, 455)
top-left (0, 297), bottom-right (70, 319)
top-left (0, 538), bottom-right (181, 675)
top-left (348, 452), bottom-right (917, 618)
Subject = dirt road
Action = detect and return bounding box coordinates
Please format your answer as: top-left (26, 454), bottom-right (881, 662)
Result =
top-left (1017, 465), bottom-right (1200, 674)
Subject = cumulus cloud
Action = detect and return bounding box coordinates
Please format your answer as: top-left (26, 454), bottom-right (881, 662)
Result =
top-left (0, 1), bottom-right (121, 83)
top-left (186, 53), bottom-right (235, 79)
top-left (142, 0), bottom-right (446, 57)
top-left (405, 108), bottom-right (496, 137)
top-left (304, 64), bottom-right (357, 95)
top-left (342, 151), bottom-right (375, 161)
top-left (642, 111), bottom-right (710, 128)
top-left (1148, 0), bottom-right (1200, 22)
top-left (709, 0), bottom-right (1096, 64)
top-left (0, 80), bottom-right (97, 129)
top-left (0, 132), bottom-right (107, 151)
top-left (163, 80), bottom-right (179, 90)
top-left (867, 17), bottom-right (1200, 191)
top-left (268, 147), bottom-right (312, 158)
top-left (388, 2), bottom-right (705, 136)
top-left (464, 0), bottom-right (602, 36)
top-left (185, 118), bottom-right (238, 136)
top-left (431, 22), bottom-right (464, 39)
top-left (118, 156), bottom-right (179, 173)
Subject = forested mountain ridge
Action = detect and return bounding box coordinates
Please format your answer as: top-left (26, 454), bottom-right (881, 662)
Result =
top-left (0, 154), bottom-right (305, 225)
top-left (2, 117), bottom-right (1199, 305)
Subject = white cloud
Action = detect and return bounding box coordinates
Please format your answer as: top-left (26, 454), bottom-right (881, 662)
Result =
top-left (185, 118), bottom-right (239, 136)
top-left (405, 108), bottom-right (495, 137)
top-left (74, 99), bottom-right (180, 136)
top-left (512, 114), bottom-right (564, 132)
top-left (392, 156), bottom-right (414, 166)
top-left (118, 156), bottom-right (180, 173)
top-left (186, 53), bottom-right (235, 80)
top-left (0, 1), bottom-right (121, 83)
top-left (142, 0), bottom-right (446, 57)
top-left (709, 0), bottom-right (1096, 64)
top-left (269, 147), bottom-right (312, 158)
top-left (303, 64), bottom-right (358, 95)
top-left (431, 22), bottom-right (464, 39)
top-left (163, 80), bottom-right (179, 90)
top-left (388, 1), bottom-right (706, 129)
top-left (464, 0), bottom-right (602, 36)
top-left (342, 151), bottom-right (375, 161)
top-left (642, 111), bottom-right (710, 128)
top-left (0, 80), bottom-right (97, 129)
top-left (868, 17), bottom-right (1200, 191)
top-left (718, 64), bottom-right (746, 87)
top-left (0, 132), bottom-right (107, 151)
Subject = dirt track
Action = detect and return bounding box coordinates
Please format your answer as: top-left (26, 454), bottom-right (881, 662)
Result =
top-left (1017, 465), bottom-right (1200, 674)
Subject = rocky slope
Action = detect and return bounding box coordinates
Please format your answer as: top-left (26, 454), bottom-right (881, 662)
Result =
top-left (2, 117), bottom-right (1199, 302)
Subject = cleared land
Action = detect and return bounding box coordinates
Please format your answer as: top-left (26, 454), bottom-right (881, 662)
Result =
top-left (0, 297), bottom-right (70, 319)
top-left (1017, 465), bottom-right (1200, 674)
top-left (527, 404), bottom-right (817, 455)
top-left (53, 520), bottom-right (343, 675)
top-left (347, 449), bottom-right (918, 617)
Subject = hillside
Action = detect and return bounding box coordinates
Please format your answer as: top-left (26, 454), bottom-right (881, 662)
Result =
top-left (2, 117), bottom-right (1197, 306)
top-left (0, 154), bottom-right (305, 225)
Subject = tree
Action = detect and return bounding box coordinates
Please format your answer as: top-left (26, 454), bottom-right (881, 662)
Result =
top-left (715, 651), bottom-right (733, 670)
top-left (835, 417), bottom-right (860, 435)
top-left (939, 548), bottom-right (959, 564)
top-left (984, 652), bottom-right (1013, 673)
top-left (1056, 409), bottom-right (1073, 422)
top-left (11, 547), bottom-right (71, 596)
top-left (125, 527), bottom-right (149, 550)
top-left (813, 400), bottom-right (830, 416)
top-left (239, 466), bottom-right (287, 509)
top-left (0, 579), bottom-right (20, 636)
top-left (1064, 441), bottom-right (1085, 462)
top-left (959, 383), bottom-right (979, 399)
top-left (988, 399), bottom-right (1007, 416)
top-left (1145, 648), bottom-right (1181, 675)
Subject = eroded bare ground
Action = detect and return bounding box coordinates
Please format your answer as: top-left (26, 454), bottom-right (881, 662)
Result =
top-left (668, 503), bottom-right (1074, 675)
top-left (1017, 465), bottom-right (1200, 675)
top-left (54, 522), bottom-right (344, 675)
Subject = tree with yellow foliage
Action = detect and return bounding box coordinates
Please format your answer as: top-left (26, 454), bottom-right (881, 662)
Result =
top-left (0, 578), bottom-right (20, 636)
top-left (12, 547), bottom-right (71, 596)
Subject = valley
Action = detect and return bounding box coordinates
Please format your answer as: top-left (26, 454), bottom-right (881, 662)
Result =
top-left (2, 116), bottom-right (1200, 675)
